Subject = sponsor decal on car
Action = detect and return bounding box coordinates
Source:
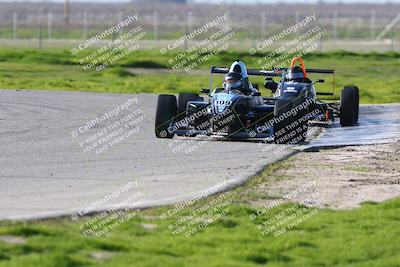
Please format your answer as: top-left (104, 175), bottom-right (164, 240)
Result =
top-left (214, 100), bottom-right (232, 106)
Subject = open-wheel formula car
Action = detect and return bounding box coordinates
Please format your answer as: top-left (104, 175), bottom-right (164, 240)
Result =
top-left (155, 57), bottom-right (359, 144)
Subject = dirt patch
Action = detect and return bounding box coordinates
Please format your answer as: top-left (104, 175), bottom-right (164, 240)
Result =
top-left (0, 235), bottom-right (26, 245)
top-left (140, 223), bottom-right (158, 230)
top-left (90, 251), bottom-right (113, 260)
top-left (250, 141), bottom-right (400, 209)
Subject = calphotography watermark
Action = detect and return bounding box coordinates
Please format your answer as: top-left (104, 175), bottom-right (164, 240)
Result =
top-left (165, 108), bottom-right (236, 155)
top-left (248, 97), bottom-right (325, 151)
top-left (160, 14), bottom-right (236, 72)
top-left (250, 14), bottom-right (325, 70)
top-left (159, 181), bottom-right (235, 237)
top-left (71, 180), bottom-right (145, 237)
top-left (72, 15), bottom-right (138, 54)
top-left (252, 14), bottom-right (317, 53)
top-left (71, 14), bottom-right (147, 72)
top-left (249, 182), bottom-right (321, 237)
top-left (71, 97), bottom-right (147, 155)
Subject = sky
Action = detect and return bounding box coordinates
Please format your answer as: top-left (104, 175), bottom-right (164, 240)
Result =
top-left (0, 0), bottom-right (399, 3)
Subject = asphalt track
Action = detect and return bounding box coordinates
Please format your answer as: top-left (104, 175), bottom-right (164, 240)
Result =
top-left (0, 90), bottom-right (294, 220)
top-left (0, 90), bottom-right (398, 220)
top-left (304, 103), bottom-right (400, 149)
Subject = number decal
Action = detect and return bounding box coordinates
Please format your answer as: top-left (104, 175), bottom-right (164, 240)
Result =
top-left (214, 100), bottom-right (232, 106)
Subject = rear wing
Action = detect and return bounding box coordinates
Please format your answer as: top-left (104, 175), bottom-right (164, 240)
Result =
top-left (274, 68), bottom-right (335, 74)
top-left (210, 66), bottom-right (335, 76)
top-left (211, 67), bottom-right (280, 76)
top-left (210, 66), bottom-right (336, 97)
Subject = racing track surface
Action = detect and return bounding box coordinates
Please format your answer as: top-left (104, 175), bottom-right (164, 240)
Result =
top-left (0, 90), bottom-right (399, 220)
top-left (305, 103), bottom-right (400, 148)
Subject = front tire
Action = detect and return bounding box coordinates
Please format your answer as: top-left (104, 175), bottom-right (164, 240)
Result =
top-left (273, 96), bottom-right (308, 144)
top-left (340, 86), bottom-right (359, 126)
top-left (176, 93), bottom-right (200, 121)
top-left (155, 94), bottom-right (177, 139)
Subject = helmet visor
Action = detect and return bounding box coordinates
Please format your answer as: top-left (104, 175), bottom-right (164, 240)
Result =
top-left (225, 80), bottom-right (242, 90)
top-left (287, 72), bottom-right (304, 80)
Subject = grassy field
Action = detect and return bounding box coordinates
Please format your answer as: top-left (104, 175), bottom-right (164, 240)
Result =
top-left (0, 48), bottom-right (399, 266)
top-left (0, 159), bottom-right (399, 267)
top-left (0, 48), bottom-right (399, 103)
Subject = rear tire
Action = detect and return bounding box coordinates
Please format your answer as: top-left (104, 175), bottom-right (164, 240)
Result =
top-left (340, 86), bottom-right (359, 126)
top-left (155, 94), bottom-right (177, 139)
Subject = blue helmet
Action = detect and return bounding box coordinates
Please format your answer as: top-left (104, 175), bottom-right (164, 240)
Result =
top-left (224, 72), bottom-right (243, 90)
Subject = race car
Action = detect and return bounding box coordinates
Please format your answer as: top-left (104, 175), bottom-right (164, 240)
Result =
top-left (155, 57), bottom-right (359, 144)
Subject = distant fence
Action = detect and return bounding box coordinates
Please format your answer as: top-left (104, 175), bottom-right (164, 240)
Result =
top-left (0, 3), bottom-right (398, 51)
top-left (1, 11), bottom-right (399, 40)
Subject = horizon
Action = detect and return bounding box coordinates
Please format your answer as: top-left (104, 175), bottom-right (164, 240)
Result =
top-left (0, 0), bottom-right (400, 3)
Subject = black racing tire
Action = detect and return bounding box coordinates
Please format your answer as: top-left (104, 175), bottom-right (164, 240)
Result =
top-left (176, 93), bottom-right (200, 121)
top-left (273, 99), bottom-right (292, 144)
top-left (340, 86), bottom-right (359, 126)
top-left (354, 87), bottom-right (359, 124)
top-left (155, 94), bottom-right (177, 139)
top-left (273, 96), bottom-right (309, 144)
top-left (178, 93), bottom-right (200, 113)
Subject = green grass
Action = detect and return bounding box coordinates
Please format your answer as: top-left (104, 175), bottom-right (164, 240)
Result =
top-left (0, 48), bottom-right (399, 103)
top-left (0, 167), bottom-right (399, 266)
top-left (0, 158), bottom-right (399, 267)
top-left (0, 154), bottom-right (399, 267)
top-left (1, 48), bottom-right (399, 266)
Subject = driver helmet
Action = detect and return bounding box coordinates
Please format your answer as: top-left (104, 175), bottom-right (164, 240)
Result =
top-left (224, 72), bottom-right (243, 91)
top-left (232, 64), bottom-right (242, 74)
top-left (287, 66), bottom-right (305, 82)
